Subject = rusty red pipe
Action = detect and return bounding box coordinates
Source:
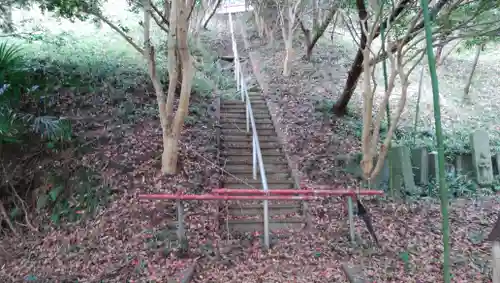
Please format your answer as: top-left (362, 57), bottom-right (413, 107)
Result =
top-left (138, 194), bottom-right (327, 201)
top-left (211, 188), bottom-right (384, 196)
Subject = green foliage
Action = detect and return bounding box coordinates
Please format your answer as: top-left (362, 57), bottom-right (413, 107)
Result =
top-left (399, 251), bottom-right (411, 272)
top-left (0, 41), bottom-right (73, 145)
top-left (35, 167), bottom-right (111, 225)
top-left (33, 0), bottom-right (103, 19)
top-left (143, 228), bottom-right (179, 257)
top-left (396, 127), bottom-right (500, 157)
top-left (191, 37), bottom-right (236, 93)
top-left (0, 42), bottom-right (23, 78)
top-left (313, 98), bottom-right (335, 117)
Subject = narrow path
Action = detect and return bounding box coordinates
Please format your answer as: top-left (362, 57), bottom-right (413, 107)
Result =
top-left (216, 22), bottom-right (307, 235)
top-left (219, 92), bottom-right (304, 233)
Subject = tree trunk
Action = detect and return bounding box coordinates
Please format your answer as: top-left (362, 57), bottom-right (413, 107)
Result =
top-left (142, 0), bottom-right (175, 174)
top-left (333, 0), bottom-right (424, 116)
top-left (332, 0), bottom-right (367, 116)
top-left (4, 5), bottom-right (13, 32)
top-left (202, 0), bottom-right (222, 29)
top-left (162, 0), bottom-right (180, 174)
top-left (299, 21), bottom-right (312, 60)
top-left (412, 65), bottom-right (425, 145)
top-left (300, 8), bottom-right (336, 61)
top-left (312, 0), bottom-right (318, 32)
top-left (267, 26), bottom-right (274, 46)
top-left (163, 0), bottom-right (171, 18)
top-left (255, 13), bottom-right (264, 37)
top-left (493, 242), bottom-right (500, 283)
top-left (330, 12), bottom-right (339, 41)
top-left (163, 134), bottom-right (179, 173)
top-left (176, 48), bottom-right (183, 93)
top-left (435, 45), bottom-right (444, 64)
top-left (163, 0), bottom-right (196, 174)
top-left (332, 47), bottom-right (364, 116)
top-left (283, 40), bottom-right (293, 76)
top-left (305, 45), bottom-right (313, 60)
top-left (463, 44), bottom-right (482, 101)
top-left (438, 40), bottom-right (461, 66)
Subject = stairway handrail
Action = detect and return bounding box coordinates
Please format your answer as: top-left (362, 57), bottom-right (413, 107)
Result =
top-left (227, 12), bottom-right (270, 250)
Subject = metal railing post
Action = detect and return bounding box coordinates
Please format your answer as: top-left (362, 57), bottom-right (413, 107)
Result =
top-left (245, 98), bottom-right (250, 132)
top-left (239, 67), bottom-right (244, 102)
top-left (255, 140), bottom-right (270, 249)
top-left (228, 13), bottom-right (240, 92)
top-left (347, 196), bottom-right (355, 245)
top-left (253, 133), bottom-right (257, 179)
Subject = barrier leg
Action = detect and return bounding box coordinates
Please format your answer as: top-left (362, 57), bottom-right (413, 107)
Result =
top-left (347, 196), bottom-right (355, 245)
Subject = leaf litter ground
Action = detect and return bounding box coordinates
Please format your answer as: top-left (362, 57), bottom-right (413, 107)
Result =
top-left (192, 28), bottom-right (500, 282)
top-left (2, 25), bottom-right (500, 283)
top-left (0, 73), bottom-right (220, 281)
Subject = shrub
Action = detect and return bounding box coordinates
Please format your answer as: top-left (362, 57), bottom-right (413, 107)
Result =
top-left (0, 41), bottom-right (71, 144)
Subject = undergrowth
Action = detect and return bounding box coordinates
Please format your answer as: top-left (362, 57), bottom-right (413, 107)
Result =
top-left (314, 97), bottom-right (500, 199)
top-left (0, 11), bottom-right (230, 233)
top-left (313, 97), bottom-right (499, 156)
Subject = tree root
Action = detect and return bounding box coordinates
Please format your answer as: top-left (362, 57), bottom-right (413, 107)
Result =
top-left (341, 263), bottom-right (366, 283)
top-left (179, 257), bottom-right (199, 283)
top-left (2, 163), bottom-right (38, 233)
top-left (0, 200), bottom-right (18, 237)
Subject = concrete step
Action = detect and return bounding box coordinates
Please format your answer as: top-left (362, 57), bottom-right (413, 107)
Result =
top-left (225, 164), bottom-right (289, 174)
top-left (221, 129), bottom-right (276, 136)
top-left (222, 142), bottom-right (280, 150)
top-left (221, 104), bottom-right (268, 109)
top-left (228, 203), bottom-right (300, 217)
top-left (222, 139), bottom-right (280, 145)
top-left (223, 182), bottom-right (295, 189)
top-left (224, 163), bottom-right (289, 171)
top-left (222, 148), bottom-right (283, 156)
top-left (221, 108), bottom-right (269, 114)
top-left (220, 118), bottom-right (273, 125)
top-left (222, 100), bottom-right (267, 105)
top-left (221, 123), bottom-right (274, 129)
top-left (220, 117), bottom-right (273, 123)
top-left (223, 155), bottom-right (287, 165)
top-left (224, 172), bottom-right (291, 182)
top-left (226, 172), bottom-right (292, 179)
top-left (221, 135), bottom-right (278, 142)
top-left (227, 218), bottom-right (304, 232)
top-left (221, 112), bottom-right (271, 119)
top-left (248, 97), bottom-right (265, 101)
top-left (221, 103), bottom-right (268, 109)
top-left (248, 100), bottom-right (267, 104)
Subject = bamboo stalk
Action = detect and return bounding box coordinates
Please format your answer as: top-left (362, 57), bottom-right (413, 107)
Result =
top-left (420, 0), bottom-right (450, 282)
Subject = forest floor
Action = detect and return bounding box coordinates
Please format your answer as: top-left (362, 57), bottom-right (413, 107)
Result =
top-left (1, 6), bottom-right (500, 283)
top-left (194, 22), bottom-right (500, 282)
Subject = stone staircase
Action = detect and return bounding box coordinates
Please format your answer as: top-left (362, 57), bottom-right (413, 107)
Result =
top-left (218, 91), bottom-right (306, 233)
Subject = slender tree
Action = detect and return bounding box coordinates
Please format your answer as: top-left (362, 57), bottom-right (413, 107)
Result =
top-left (379, 3), bottom-right (393, 197)
top-left (420, 0), bottom-right (450, 282)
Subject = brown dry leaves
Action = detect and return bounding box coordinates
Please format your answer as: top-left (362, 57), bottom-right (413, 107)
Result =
top-left (1, 28), bottom-right (499, 283)
top-left (0, 78), bottom-right (219, 281)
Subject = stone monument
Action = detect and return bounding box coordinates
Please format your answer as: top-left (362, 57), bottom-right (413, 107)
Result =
top-left (470, 130), bottom-right (493, 186)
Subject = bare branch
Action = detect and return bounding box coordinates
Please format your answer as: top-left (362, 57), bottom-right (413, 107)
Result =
top-left (151, 0), bottom-right (170, 26)
top-left (92, 12), bottom-right (144, 54)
